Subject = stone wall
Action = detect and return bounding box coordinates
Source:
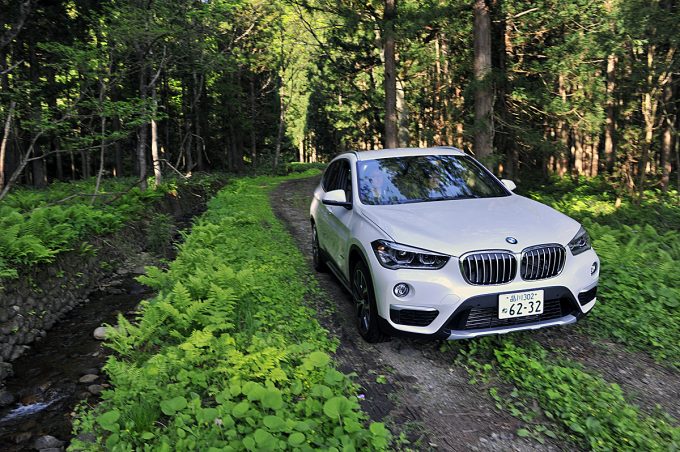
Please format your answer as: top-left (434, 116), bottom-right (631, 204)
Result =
top-left (0, 184), bottom-right (215, 387)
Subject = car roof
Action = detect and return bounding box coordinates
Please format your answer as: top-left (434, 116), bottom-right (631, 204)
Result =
top-left (348, 146), bottom-right (467, 161)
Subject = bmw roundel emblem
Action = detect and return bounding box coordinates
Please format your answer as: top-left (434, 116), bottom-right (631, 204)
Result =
top-left (506, 237), bottom-right (518, 244)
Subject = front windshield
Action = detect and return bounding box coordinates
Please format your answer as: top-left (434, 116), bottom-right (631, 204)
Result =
top-left (357, 155), bottom-right (509, 205)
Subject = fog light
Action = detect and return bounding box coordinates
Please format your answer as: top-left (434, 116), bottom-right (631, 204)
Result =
top-left (591, 262), bottom-right (598, 275)
top-left (393, 283), bottom-right (410, 297)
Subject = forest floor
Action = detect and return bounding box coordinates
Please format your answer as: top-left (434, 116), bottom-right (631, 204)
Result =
top-left (271, 175), bottom-right (680, 451)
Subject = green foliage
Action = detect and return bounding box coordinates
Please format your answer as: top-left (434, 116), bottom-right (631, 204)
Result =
top-left (0, 175), bottom-right (221, 283)
top-left (528, 177), bottom-right (680, 367)
top-left (460, 337), bottom-right (680, 450)
top-left (146, 213), bottom-right (175, 256)
top-left (285, 162), bottom-right (328, 174)
top-left (71, 173), bottom-right (389, 450)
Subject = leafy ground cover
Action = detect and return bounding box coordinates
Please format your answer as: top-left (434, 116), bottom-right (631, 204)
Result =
top-left (70, 172), bottom-right (390, 451)
top-left (0, 175), bottom-right (222, 281)
top-left (458, 336), bottom-right (680, 450)
top-left (526, 178), bottom-right (680, 367)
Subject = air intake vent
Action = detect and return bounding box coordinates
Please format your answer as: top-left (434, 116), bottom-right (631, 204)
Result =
top-left (520, 244), bottom-right (566, 280)
top-left (390, 309), bottom-right (439, 327)
top-left (461, 251), bottom-right (517, 285)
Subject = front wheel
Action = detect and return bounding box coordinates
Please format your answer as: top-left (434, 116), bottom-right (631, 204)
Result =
top-left (352, 261), bottom-right (388, 343)
top-left (311, 224), bottom-right (326, 272)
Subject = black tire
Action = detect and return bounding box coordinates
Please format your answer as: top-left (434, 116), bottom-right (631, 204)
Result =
top-left (352, 260), bottom-right (388, 343)
top-left (311, 223), bottom-right (327, 272)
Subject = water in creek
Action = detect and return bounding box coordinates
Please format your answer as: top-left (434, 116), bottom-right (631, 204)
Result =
top-left (0, 278), bottom-right (151, 451)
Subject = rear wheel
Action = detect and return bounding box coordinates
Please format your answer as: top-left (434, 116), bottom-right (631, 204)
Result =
top-left (311, 223), bottom-right (326, 272)
top-left (352, 261), bottom-right (388, 343)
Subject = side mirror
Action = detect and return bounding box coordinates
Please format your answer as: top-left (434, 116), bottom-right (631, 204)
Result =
top-left (322, 189), bottom-right (352, 209)
top-left (501, 179), bottom-right (517, 192)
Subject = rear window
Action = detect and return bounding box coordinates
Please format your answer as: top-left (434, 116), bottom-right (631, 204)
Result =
top-left (357, 155), bottom-right (509, 205)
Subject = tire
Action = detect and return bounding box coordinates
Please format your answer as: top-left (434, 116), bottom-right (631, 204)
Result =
top-left (352, 260), bottom-right (388, 343)
top-left (311, 223), bottom-right (327, 272)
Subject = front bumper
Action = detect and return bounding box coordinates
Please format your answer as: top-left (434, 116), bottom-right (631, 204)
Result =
top-left (370, 248), bottom-right (599, 339)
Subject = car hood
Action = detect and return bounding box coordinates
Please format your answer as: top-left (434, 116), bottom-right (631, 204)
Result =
top-left (359, 194), bottom-right (581, 257)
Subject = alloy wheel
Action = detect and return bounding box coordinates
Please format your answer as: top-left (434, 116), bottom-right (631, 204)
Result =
top-left (353, 267), bottom-right (371, 334)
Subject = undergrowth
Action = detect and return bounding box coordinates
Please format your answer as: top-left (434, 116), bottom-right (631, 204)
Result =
top-left (0, 175), bottom-right (223, 281)
top-left (528, 178), bottom-right (680, 367)
top-left (457, 336), bottom-right (680, 450)
top-left (70, 171), bottom-right (390, 451)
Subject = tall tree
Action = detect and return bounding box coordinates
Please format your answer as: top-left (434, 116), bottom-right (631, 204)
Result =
top-left (383, 0), bottom-right (398, 148)
top-left (473, 0), bottom-right (493, 162)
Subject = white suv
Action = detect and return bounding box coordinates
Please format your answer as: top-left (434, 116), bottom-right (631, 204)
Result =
top-left (310, 147), bottom-right (599, 342)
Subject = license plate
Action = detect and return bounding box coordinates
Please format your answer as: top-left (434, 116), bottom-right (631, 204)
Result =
top-left (498, 290), bottom-right (544, 319)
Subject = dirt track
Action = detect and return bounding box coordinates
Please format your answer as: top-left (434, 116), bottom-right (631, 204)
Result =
top-left (271, 175), bottom-right (680, 451)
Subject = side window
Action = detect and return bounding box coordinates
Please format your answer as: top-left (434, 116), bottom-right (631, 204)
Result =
top-left (339, 160), bottom-right (352, 201)
top-left (322, 161), bottom-right (339, 192)
top-left (323, 159), bottom-right (352, 203)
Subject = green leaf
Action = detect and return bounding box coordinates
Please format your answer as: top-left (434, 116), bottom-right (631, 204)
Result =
top-left (263, 415), bottom-right (286, 431)
top-left (105, 433), bottom-right (120, 449)
top-left (160, 396), bottom-right (188, 416)
top-left (288, 432), bottom-right (306, 446)
top-left (96, 410), bottom-right (121, 432)
top-left (197, 407), bottom-right (219, 424)
top-left (262, 388), bottom-right (283, 410)
top-left (570, 422), bottom-right (586, 434)
top-left (254, 429), bottom-right (276, 448)
top-left (369, 422), bottom-right (388, 436)
top-left (232, 401), bottom-right (250, 418)
top-left (516, 428), bottom-right (530, 438)
top-left (323, 396), bottom-right (351, 420)
top-left (243, 436), bottom-right (256, 450)
top-left (307, 351), bottom-right (330, 367)
top-left (544, 429), bottom-right (558, 439)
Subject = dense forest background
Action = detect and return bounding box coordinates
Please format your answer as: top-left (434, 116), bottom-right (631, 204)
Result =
top-left (0, 0), bottom-right (678, 197)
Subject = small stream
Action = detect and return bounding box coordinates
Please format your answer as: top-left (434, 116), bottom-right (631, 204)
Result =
top-left (0, 278), bottom-right (152, 451)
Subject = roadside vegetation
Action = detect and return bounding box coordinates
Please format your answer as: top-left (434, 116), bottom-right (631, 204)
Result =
top-left (528, 179), bottom-right (680, 367)
top-left (0, 175), bottom-right (222, 282)
top-left (459, 336), bottom-right (680, 450)
top-left (70, 171), bottom-right (390, 451)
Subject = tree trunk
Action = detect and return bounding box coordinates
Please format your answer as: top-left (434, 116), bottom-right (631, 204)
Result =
top-left (92, 77), bottom-right (107, 205)
top-left (28, 39), bottom-right (45, 187)
top-left (473, 0), bottom-right (493, 162)
top-left (660, 79), bottom-right (674, 193)
top-left (574, 129), bottom-right (584, 175)
top-left (274, 78), bottom-right (285, 169)
top-left (151, 83), bottom-right (161, 188)
top-left (137, 52), bottom-right (149, 190)
top-left (182, 78), bottom-right (194, 174)
top-left (193, 70), bottom-right (204, 171)
top-left (434, 36), bottom-right (442, 144)
top-left (604, 54), bottom-right (617, 173)
top-left (0, 101), bottom-right (15, 191)
top-left (454, 87), bottom-right (464, 148)
top-left (113, 116), bottom-right (123, 177)
top-left (0, 132), bottom-right (40, 201)
top-left (250, 76), bottom-right (257, 165)
top-left (396, 77), bottom-right (409, 146)
top-left (383, 0), bottom-right (398, 148)
top-left (556, 74), bottom-right (569, 176)
top-left (590, 134), bottom-right (600, 177)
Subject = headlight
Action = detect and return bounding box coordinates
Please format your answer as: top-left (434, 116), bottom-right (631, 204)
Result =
top-left (371, 240), bottom-right (449, 270)
top-left (568, 226), bottom-right (591, 256)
